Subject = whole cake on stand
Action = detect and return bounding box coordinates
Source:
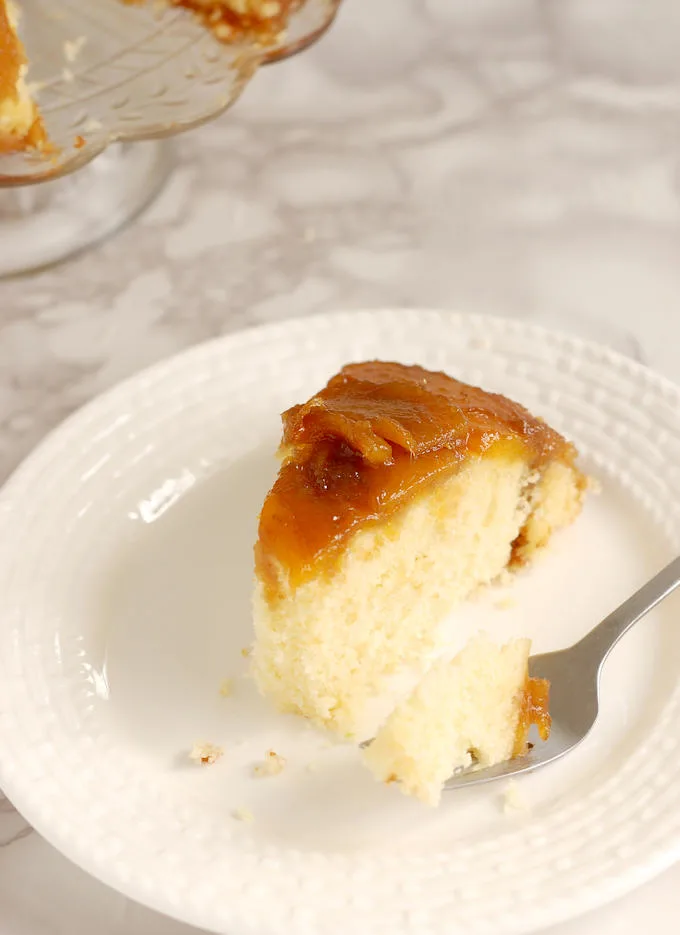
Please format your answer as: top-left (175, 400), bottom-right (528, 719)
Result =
top-left (0, 0), bottom-right (341, 275)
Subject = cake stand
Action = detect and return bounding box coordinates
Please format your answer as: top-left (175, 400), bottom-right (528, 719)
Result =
top-left (0, 0), bottom-right (342, 276)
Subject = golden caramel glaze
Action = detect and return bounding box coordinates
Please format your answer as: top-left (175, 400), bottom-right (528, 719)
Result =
top-left (255, 361), bottom-right (577, 599)
top-left (0, 116), bottom-right (46, 154)
top-left (0, 1), bottom-right (21, 103)
top-left (159, 0), bottom-right (300, 44)
top-left (513, 676), bottom-right (551, 756)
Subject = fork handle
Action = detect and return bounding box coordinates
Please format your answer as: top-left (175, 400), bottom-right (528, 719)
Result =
top-left (577, 554), bottom-right (680, 666)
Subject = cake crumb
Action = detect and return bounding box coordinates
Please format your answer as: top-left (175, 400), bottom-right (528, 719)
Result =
top-left (189, 741), bottom-right (224, 766)
top-left (63, 36), bottom-right (87, 62)
top-left (241, 645), bottom-right (252, 658)
top-left (61, 67), bottom-right (74, 83)
top-left (496, 568), bottom-right (514, 588)
top-left (494, 596), bottom-right (516, 610)
top-left (503, 779), bottom-right (529, 815)
top-left (587, 475), bottom-right (603, 495)
top-left (219, 678), bottom-right (234, 698)
top-left (253, 750), bottom-right (286, 777)
top-left (232, 806), bottom-right (254, 823)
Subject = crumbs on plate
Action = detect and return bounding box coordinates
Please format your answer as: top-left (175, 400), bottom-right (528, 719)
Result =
top-left (189, 741), bottom-right (224, 766)
top-left (63, 35), bottom-right (87, 62)
top-left (232, 806), bottom-right (254, 823)
top-left (219, 677), bottom-right (234, 698)
top-left (587, 476), bottom-right (603, 495)
top-left (502, 779), bottom-right (529, 815)
top-left (253, 750), bottom-right (287, 777)
top-left (494, 596), bottom-right (516, 611)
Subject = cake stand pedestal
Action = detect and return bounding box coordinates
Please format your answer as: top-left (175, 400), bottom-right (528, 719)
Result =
top-left (0, 141), bottom-right (171, 277)
top-left (0, 0), bottom-right (342, 277)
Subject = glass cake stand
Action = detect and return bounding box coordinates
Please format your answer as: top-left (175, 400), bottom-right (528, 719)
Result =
top-left (0, 0), bottom-right (342, 276)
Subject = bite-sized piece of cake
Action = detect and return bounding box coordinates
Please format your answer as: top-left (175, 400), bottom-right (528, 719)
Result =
top-left (363, 635), bottom-right (550, 805)
top-left (0, 1), bottom-right (44, 152)
top-left (251, 361), bottom-right (586, 743)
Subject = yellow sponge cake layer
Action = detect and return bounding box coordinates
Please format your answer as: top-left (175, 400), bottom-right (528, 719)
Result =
top-left (252, 447), bottom-right (582, 739)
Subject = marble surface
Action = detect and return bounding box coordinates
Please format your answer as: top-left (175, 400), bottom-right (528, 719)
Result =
top-left (2, 0), bottom-right (680, 932)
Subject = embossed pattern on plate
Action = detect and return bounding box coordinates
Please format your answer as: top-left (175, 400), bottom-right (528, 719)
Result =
top-left (0, 310), bottom-right (679, 935)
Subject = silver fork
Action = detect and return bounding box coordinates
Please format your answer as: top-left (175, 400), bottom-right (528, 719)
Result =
top-left (444, 554), bottom-right (680, 790)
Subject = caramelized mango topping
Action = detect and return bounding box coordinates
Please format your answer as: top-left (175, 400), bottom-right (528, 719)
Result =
top-left (255, 361), bottom-right (574, 598)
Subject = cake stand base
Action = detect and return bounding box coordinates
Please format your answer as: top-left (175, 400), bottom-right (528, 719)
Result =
top-left (0, 141), bottom-right (172, 278)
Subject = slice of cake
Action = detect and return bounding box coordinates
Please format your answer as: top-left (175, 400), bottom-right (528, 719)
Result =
top-left (252, 361), bottom-right (585, 757)
top-left (362, 635), bottom-right (550, 806)
top-left (0, 1), bottom-right (44, 152)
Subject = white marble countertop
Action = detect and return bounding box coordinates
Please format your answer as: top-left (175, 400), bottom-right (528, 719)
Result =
top-left (2, 0), bottom-right (680, 932)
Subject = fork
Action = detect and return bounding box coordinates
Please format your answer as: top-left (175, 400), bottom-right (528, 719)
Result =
top-left (443, 554), bottom-right (680, 790)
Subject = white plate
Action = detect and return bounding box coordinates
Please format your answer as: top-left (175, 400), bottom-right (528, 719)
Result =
top-left (1, 309), bottom-right (680, 935)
